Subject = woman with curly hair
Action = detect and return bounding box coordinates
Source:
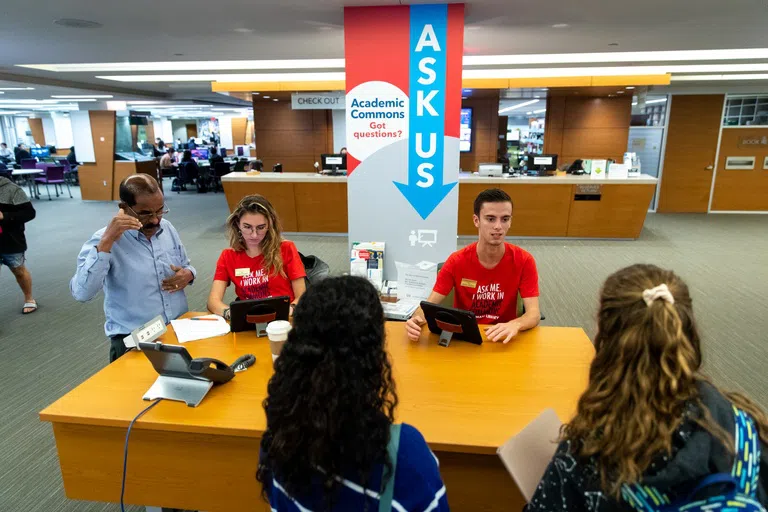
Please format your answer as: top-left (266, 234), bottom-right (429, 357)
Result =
top-left (528, 264), bottom-right (767, 511)
top-left (256, 275), bottom-right (449, 511)
top-left (207, 194), bottom-right (306, 321)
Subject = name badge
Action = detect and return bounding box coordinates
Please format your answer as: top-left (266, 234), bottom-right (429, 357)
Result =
top-left (235, 268), bottom-right (251, 277)
top-left (460, 278), bottom-right (477, 289)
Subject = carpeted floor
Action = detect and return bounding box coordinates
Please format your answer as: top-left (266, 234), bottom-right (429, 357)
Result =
top-left (1, 184), bottom-right (766, 511)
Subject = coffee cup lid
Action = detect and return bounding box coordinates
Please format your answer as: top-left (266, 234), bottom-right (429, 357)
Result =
top-left (266, 320), bottom-right (292, 335)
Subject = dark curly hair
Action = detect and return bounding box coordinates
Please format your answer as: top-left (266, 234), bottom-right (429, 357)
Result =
top-left (256, 275), bottom-right (399, 509)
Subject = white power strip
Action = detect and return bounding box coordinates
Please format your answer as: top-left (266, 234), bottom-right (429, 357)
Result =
top-left (124, 315), bottom-right (167, 350)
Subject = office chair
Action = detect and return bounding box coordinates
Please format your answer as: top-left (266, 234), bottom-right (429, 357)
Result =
top-left (232, 160), bottom-right (247, 172)
top-left (34, 165), bottom-right (71, 200)
top-left (20, 158), bottom-right (37, 169)
top-left (211, 162), bottom-right (230, 193)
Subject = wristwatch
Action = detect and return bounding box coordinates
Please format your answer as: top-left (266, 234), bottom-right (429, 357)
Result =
top-left (223, 308), bottom-right (231, 321)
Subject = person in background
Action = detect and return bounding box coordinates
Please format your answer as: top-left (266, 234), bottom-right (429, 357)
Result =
top-left (0, 174), bottom-right (37, 314)
top-left (209, 146), bottom-right (224, 167)
top-left (175, 138), bottom-right (183, 150)
top-left (178, 149), bottom-right (200, 189)
top-left (156, 138), bottom-right (165, 151)
top-left (187, 137), bottom-right (197, 150)
top-left (159, 148), bottom-right (176, 171)
top-left (70, 174), bottom-right (196, 362)
top-left (256, 275), bottom-right (449, 511)
top-left (66, 146), bottom-right (78, 168)
top-left (406, 188), bottom-right (540, 343)
top-left (339, 147), bottom-right (348, 155)
top-left (0, 142), bottom-right (14, 163)
top-left (527, 264), bottom-right (768, 511)
top-left (15, 143), bottom-right (31, 162)
top-left (207, 194), bottom-right (306, 321)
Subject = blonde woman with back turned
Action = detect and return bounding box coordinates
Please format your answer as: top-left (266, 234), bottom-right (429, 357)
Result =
top-left (207, 195), bottom-right (306, 322)
top-left (527, 264), bottom-right (767, 511)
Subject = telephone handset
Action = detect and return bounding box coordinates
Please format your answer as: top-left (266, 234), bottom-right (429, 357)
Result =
top-left (138, 342), bottom-right (249, 384)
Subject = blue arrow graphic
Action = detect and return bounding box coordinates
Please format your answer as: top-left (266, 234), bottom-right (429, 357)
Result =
top-left (394, 3), bottom-right (456, 221)
top-left (394, 172), bottom-right (457, 220)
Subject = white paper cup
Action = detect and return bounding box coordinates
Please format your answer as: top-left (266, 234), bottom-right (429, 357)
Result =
top-left (266, 320), bottom-right (292, 362)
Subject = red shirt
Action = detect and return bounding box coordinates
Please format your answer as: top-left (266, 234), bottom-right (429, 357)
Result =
top-left (433, 242), bottom-right (539, 324)
top-left (214, 241), bottom-right (306, 302)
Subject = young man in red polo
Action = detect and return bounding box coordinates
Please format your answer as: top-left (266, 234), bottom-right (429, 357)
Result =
top-left (406, 188), bottom-right (540, 344)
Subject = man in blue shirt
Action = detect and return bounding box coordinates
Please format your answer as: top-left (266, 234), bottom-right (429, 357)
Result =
top-left (71, 174), bottom-right (197, 362)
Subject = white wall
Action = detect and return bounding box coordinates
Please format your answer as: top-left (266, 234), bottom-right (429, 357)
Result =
top-left (42, 116), bottom-right (57, 146)
top-left (332, 109), bottom-right (346, 152)
top-left (219, 117), bottom-right (234, 149)
top-left (69, 111), bottom-right (96, 163)
top-left (171, 120), bottom-right (191, 142)
top-left (14, 117), bottom-right (32, 145)
top-left (51, 113), bottom-right (74, 149)
top-left (153, 118), bottom-right (173, 143)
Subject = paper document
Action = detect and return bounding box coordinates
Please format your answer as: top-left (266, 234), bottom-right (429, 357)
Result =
top-left (171, 315), bottom-right (230, 343)
top-left (396, 261), bottom-right (437, 302)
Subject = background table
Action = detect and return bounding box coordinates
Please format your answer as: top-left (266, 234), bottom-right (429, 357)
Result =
top-left (40, 316), bottom-right (595, 511)
top-left (11, 169), bottom-right (43, 199)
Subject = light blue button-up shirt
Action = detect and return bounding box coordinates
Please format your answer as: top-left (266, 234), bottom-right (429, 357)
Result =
top-left (70, 218), bottom-right (197, 337)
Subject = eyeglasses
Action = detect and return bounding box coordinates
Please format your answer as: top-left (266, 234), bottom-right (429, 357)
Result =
top-left (127, 204), bottom-right (169, 221)
top-left (239, 223), bottom-right (268, 235)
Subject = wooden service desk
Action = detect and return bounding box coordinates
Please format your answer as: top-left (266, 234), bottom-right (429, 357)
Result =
top-left (222, 171), bottom-right (657, 238)
top-left (40, 316), bottom-right (595, 511)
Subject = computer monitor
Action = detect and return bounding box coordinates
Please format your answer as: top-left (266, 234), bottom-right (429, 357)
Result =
top-left (526, 154), bottom-right (558, 174)
top-left (321, 153), bottom-right (347, 173)
top-left (30, 147), bottom-right (50, 158)
top-left (219, 147), bottom-right (227, 158)
top-left (190, 148), bottom-right (209, 160)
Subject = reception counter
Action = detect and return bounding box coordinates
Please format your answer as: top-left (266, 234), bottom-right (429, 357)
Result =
top-left (222, 172), bottom-right (658, 238)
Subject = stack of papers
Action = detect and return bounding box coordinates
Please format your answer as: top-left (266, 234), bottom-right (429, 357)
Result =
top-left (381, 300), bottom-right (419, 321)
top-left (171, 315), bottom-right (230, 343)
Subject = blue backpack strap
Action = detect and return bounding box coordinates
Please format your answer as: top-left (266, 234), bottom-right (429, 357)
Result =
top-left (622, 482), bottom-right (671, 512)
top-left (378, 423), bottom-right (402, 512)
top-left (731, 406), bottom-right (761, 497)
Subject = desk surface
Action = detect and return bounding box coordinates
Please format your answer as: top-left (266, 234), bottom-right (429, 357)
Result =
top-left (222, 171), bottom-right (657, 185)
top-left (40, 318), bottom-right (594, 455)
top-left (12, 169), bottom-right (43, 175)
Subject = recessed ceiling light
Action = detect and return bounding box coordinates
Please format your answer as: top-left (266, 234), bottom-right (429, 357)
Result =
top-left (625, 86), bottom-right (635, 89)
top-left (551, 23), bottom-right (569, 28)
top-left (263, 95), bottom-right (271, 99)
top-left (617, 90), bottom-right (624, 93)
top-left (0, 87), bottom-right (35, 91)
top-left (532, 108), bottom-right (547, 114)
top-left (54, 18), bottom-right (102, 29)
top-left (498, 99), bottom-right (539, 114)
top-left (52, 94), bottom-right (113, 99)
top-left (273, 98), bottom-right (278, 101)
top-left (526, 111), bottom-right (533, 115)
top-left (253, 92), bottom-right (260, 95)
top-left (95, 72), bottom-right (346, 83)
top-left (671, 73), bottom-right (768, 81)
top-left (534, 95), bottom-right (540, 98)
top-left (233, 28), bottom-right (254, 33)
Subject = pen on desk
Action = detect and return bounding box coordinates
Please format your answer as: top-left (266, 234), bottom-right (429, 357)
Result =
top-left (190, 317), bottom-right (218, 321)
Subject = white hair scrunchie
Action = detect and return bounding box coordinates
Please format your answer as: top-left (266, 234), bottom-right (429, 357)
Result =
top-left (642, 284), bottom-right (675, 307)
